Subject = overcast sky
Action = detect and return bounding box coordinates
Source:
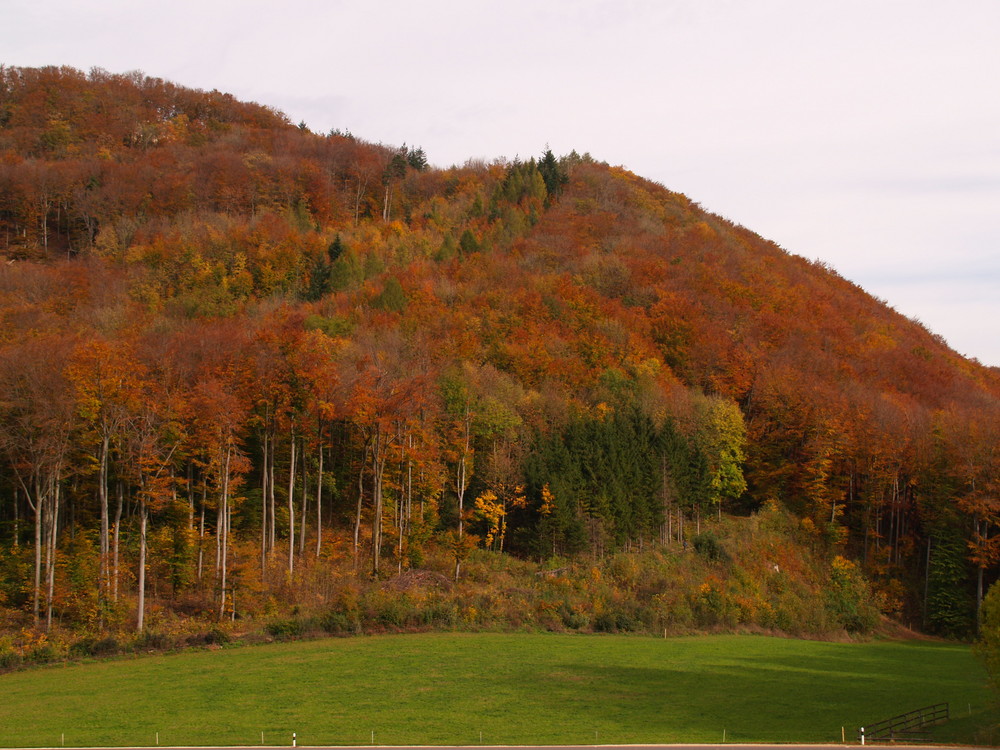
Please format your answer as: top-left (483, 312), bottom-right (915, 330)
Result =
top-left (5, 0), bottom-right (999, 366)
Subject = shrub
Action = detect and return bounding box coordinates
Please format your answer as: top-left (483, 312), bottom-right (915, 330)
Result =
top-left (319, 610), bottom-right (361, 635)
top-left (826, 556), bottom-right (879, 634)
top-left (0, 649), bottom-right (21, 670)
top-left (693, 531), bottom-right (729, 563)
top-left (559, 604), bottom-right (588, 630)
top-left (69, 636), bottom-right (121, 657)
top-left (136, 631), bottom-right (172, 651)
top-left (265, 619), bottom-right (305, 640)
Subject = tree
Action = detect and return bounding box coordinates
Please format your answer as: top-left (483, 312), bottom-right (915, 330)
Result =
top-left (65, 336), bottom-right (140, 600)
top-left (975, 580), bottom-right (1000, 694)
top-left (0, 334), bottom-right (76, 630)
top-left (538, 148), bottom-right (568, 202)
top-left (692, 394), bottom-right (748, 517)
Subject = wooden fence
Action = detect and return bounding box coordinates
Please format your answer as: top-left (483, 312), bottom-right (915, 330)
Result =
top-left (858, 702), bottom-right (950, 743)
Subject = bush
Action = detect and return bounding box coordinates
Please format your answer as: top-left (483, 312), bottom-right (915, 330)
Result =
top-left (0, 649), bottom-right (22, 670)
top-left (559, 604), bottom-right (588, 630)
top-left (975, 581), bottom-right (1000, 695)
top-left (693, 531), bottom-right (729, 563)
top-left (136, 631), bottom-right (172, 651)
top-left (319, 610), bottom-right (360, 635)
top-left (826, 556), bottom-right (879, 634)
top-left (266, 619), bottom-right (306, 640)
top-left (69, 636), bottom-right (121, 657)
top-left (592, 608), bottom-right (638, 633)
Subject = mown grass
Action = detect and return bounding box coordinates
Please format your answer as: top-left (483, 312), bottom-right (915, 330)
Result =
top-left (0, 633), bottom-right (990, 747)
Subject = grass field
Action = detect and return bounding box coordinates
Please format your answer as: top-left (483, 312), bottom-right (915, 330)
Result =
top-left (0, 633), bottom-right (991, 747)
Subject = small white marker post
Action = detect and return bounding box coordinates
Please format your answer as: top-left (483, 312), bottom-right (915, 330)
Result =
top-left (292, 732), bottom-right (297, 748)
top-left (723, 729), bottom-right (726, 743)
top-left (156, 732), bottom-right (159, 746)
top-left (861, 727), bottom-right (865, 746)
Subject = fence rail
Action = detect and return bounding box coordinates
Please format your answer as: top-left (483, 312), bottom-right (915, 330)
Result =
top-left (859, 702), bottom-right (949, 743)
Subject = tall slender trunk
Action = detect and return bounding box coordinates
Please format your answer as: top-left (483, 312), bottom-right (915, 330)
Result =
top-left (219, 446), bottom-right (231, 619)
top-left (315, 426), bottom-right (324, 557)
top-left (261, 428), bottom-right (269, 578)
top-left (113, 482), bottom-right (123, 601)
top-left (197, 483), bottom-right (206, 582)
top-left (136, 497), bottom-right (147, 632)
top-left (45, 474), bottom-right (60, 631)
top-left (268, 426), bottom-right (277, 553)
top-left (98, 433), bottom-right (110, 593)
top-left (455, 410), bottom-right (472, 538)
top-left (287, 425), bottom-right (296, 575)
top-left (12, 485), bottom-right (19, 547)
top-left (31, 474), bottom-right (42, 627)
top-left (187, 462), bottom-right (195, 530)
top-left (353, 439), bottom-right (370, 570)
top-left (371, 432), bottom-right (387, 576)
top-left (299, 437), bottom-right (308, 556)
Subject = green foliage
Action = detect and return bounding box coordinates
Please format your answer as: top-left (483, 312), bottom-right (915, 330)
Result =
top-left (693, 395), bottom-right (748, 509)
top-left (538, 148), bottom-right (569, 201)
top-left (458, 228), bottom-right (480, 255)
top-left (371, 277), bottom-right (408, 312)
top-left (975, 580), bottom-right (1000, 695)
top-left (327, 235), bottom-right (345, 263)
top-left (435, 233), bottom-right (458, 262)
top-left (406, 146), bottom-right (428, 171)
top-left (927, 530), bottom-right (974, 637)
top-left (304, 313), bottom-right (353, 338)
top-left (304, 252), bottom-right (332, 301)
top-left (825, 555), bottom-right (879, 633)
top-left (265, 618), bottom-right (307, 640)
top-left (522, 407), bottom-right (664, 553)
top-left (692, 531), bottom-right (729, 562)
top-left (328, 245), bottom-right (364, 291)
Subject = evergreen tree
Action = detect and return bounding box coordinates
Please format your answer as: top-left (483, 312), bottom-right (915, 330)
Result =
top-left (538, 148), bottom-right (568, 202)
top-left (407, 146), bottom-right (428, 171)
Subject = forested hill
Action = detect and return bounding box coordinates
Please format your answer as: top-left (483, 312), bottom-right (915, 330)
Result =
top-left (1, 65), bottom-right (998, 646)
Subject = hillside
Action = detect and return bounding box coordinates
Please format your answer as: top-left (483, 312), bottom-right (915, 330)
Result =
top-left (1, 65), bottom-right (998, 651)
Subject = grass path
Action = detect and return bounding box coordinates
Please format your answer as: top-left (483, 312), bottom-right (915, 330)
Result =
top-left (0, 633), bottom-right (989, 747)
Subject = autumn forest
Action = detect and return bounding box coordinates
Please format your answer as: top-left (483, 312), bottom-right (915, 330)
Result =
top-left (1, 66), bottom-right (998, 661)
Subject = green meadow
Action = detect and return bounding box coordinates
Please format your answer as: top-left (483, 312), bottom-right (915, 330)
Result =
top-left (0, 633), bottom-right (991, 747)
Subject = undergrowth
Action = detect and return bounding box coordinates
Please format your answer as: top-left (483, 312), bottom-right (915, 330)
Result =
top-left (0, 503), bottom-right (881, 671)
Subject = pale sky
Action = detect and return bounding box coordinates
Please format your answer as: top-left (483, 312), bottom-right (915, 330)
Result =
top-left (4, 0), bottom-right (999, 366)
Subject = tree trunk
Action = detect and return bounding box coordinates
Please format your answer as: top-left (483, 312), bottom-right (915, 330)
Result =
top-left (261, 428), bottom-right (269, 577)
top-left (371, 432), bottom-right (386, 576)
top-left (315, 432), bottom-right (324, 557)
top-left (113, 482), bottom-right (123, 601)
top-left (268, 423), bottom-right (277, 554)
top-left (136, 498), bottom-right (147, 632)
top-left (353, 439), bottom-right (370, 570)
top-left (287, 425), bottom-right (296, 575)
top-left (30, 474), bottom-right (42, 627)
top-left (197, 483), bottom-right (205, 583)
top-left (99, 433), bottom-right (110, 594)
top-left (219, 446), bottom-right (231, 619)
top-left (299, 437), bottom-right (308, 556)
top-left (45, 474), bottom-right (60, 631)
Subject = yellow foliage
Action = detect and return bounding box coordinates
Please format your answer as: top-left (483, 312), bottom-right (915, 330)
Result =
top-left (540, 484), bottom-right (556, 516)
top-left (831, 555), bottom-right (856, 575)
